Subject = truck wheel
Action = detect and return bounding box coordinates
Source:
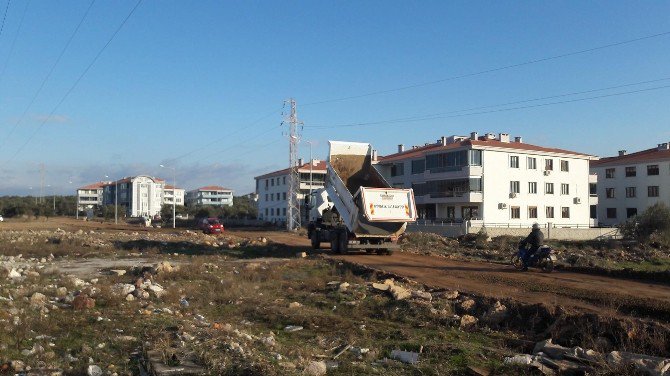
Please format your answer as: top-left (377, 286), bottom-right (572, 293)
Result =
top-left (330, 233), bottom-right (341, 254)
top-left (338, 232), bottom-right (348, 254)
top-left (311, 233), bottom-right (320, 250)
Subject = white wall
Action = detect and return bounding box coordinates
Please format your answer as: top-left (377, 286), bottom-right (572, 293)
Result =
top-left (482, 150), bottom-right (591, 227)
top-left (593, 160), bottom-right (670, 225)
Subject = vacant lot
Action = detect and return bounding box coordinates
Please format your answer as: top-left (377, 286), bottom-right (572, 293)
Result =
top-left (1, 218), bottom-right (669, 375)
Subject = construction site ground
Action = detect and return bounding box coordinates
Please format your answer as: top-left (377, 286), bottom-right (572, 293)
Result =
top-left (2, 217), bottom-right (669, 322)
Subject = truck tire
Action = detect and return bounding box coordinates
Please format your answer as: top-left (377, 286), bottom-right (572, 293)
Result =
top-left (311, 232), bottom-right (320, 250)
top-left (330, 232), bottom-right (341, 254)
top-left (338, 230), bottom-right (348, 254)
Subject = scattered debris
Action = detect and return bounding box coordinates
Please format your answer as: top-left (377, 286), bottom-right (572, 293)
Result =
top-left (390, 349), bottom-right (420, 364)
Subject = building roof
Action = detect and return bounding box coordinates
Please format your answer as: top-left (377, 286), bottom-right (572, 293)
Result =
top-left (164, 185), bottom-right (184, 190)
top-left (255, 160), bottom-right (327, 180)
top-left (591, 146), bottom-right (670, 167)
top-left (379, 138), bottom-right (593, 163)
top-left (194, 186), bottom-right (233, 191)
top-left (77, 181), bottom-right (109, 190)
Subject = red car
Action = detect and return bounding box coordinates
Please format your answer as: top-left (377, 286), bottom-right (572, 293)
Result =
top-left (199, 218), bottom-right (224, 234)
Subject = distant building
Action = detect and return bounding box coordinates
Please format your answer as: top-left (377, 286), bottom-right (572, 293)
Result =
top-left (254, 159), bottom-right (326, 224)
top-left (185, 186), bottom-right (234, 207)
top-left (163, 185), bottom-right (185, 207)
top-left (376, 132), bottom-right (595, 228)
top-left (590, 142), bottom-right (670, 226)
top-left (76, 181), bottom-right (110, 212)
top-left (76, 175), bottom-right (184, 218)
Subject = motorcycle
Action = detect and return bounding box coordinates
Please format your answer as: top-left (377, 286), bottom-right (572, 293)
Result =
top-left (511, 244), bottom-right (556, 272)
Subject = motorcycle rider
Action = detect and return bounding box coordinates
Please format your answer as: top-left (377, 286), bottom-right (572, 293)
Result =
top-left (519, 223), bottom-right (544, 271)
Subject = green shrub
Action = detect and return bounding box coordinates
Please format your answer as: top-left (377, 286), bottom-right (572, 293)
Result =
top-left (619, 203), bottom-right (670, 246)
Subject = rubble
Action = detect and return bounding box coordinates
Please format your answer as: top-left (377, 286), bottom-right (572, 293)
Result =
top-left (390, 349), bottom-right (420, 364)
top-left (304, 360), bottom-right (327, 375)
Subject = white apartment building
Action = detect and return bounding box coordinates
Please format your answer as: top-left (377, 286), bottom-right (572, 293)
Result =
top-left (254, 159), bottom-right (326, 224)
top-left (185, 186), bottom-right (233, 207)
top-left (76, 181), bottom-right (110, 212)
top-left (101, 175), bottom-right (184, 218)
top-left (376, 132), bottom-right (594, 227)
top-left (163, 185), bottom-right (185, 207)
top-left (590, 143), bottom-right (670, 226)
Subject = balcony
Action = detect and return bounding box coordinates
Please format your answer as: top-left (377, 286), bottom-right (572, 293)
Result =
top-left (425, 165), bottom-right (482, 179)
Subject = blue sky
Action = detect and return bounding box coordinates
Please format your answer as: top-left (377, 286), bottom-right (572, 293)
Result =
top-left (0, 0), bottom-right (669, 195)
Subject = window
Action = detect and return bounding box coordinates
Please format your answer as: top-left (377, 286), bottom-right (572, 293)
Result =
top-left (648, 186), bottom-right (659, 197)
top-left (606, 208), bottom-right (617, 218)
top-left (528, 182), bottom-right (537, 194)
top-left (276, 193), bottom-right (280, 200)
top-left (606, 188), bottom-right (615, 198)
top-left (625, 187), bottom-right (636, 198)
top-left (527, 157), bottom-right (537, 170)
top-left (411, 159), bottom-right (425, 174)
top-left (561, 183), bottom-right (569, 195)
top-left (590, 205), bottom-right (597, 219)
top-left (647, 165), bottom-right (659, 176)
top-left (469, 150), bottom-right (482, 166)
top-left (625, 167), bottom-right (636, 177)
top-left (528, 206), bottom-right (538, 219)
top-left (282, 192), bottom-right (287, 200)
top-left (510, 156), bottom-right (519, 168)
top-left (270, 194), bottom-right (274, 201)
top-left (511, 206), bottom-right (520, 219)
top-left (282, 208), bottom-right (287, 216)
top-left (283, 177), bottom-right (286, 185)
top-left (391, 163), bottom-right (405, 177)
top-left (589, 183), bottom-right (597, 196)
top-left (265, 194), bottom-right (268, 201)
top-left (545, 159), bottom-right (553, 171)
top-left (626, 208), bottom-right (637, 218)
top-left (461, 206), bottom-right (479, 219)
top-left (271, 179), bottom-right (274, 186)
top-left (605, 168), bottom-right (615, 178)
top-left (546, 206), bottom-right (554, 218)
top-left (271, 208), bottom-right (274, 216)
top-left (561, 207), bottom-right (570, 219)
top-left (510, 181), bottom-right (520, 194)
top-left (265, 208), bottom-right (268, 216)
top-left (545, 183), bottom-right (554, 194)
top-left (560, 160), bottom-right (569, 172)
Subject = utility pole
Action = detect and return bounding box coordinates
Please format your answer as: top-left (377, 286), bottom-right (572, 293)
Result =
top-left (283, 98), bottom-right (302, 231)
top-left (39, 163), bottom-right (45, 204)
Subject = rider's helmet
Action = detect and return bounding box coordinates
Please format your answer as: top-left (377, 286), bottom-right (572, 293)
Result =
top-left (532, 222), bottom-right (540, 230)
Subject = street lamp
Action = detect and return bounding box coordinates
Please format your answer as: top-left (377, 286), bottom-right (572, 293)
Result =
top-left (160, 164), bottom-right (176, 229)
top-left (69, 180), bottom-right (78, 219)
top-left (104, 175), bottom-right (118, 224)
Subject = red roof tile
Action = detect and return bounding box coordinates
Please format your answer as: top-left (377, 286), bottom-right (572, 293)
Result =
top-left (380, 138), bottom-right (593, 163)
top-left (77, 182), bottom-right (109, 190)
top-left (255, 160), bottom-right (327, 180)
top-left (591, 147), bottom-right (670, 167)
top-left (196, 186), bottom-right (232, 191)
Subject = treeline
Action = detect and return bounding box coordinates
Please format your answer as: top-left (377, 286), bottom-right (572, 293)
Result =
top-left (0, 195), bottom-right (257, 220)
top-left (0, 196), bottom-right (77, 218)
top-left (161, 195), bottom-right (257, 220)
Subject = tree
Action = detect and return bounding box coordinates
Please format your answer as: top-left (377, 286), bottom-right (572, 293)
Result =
top-left (619, 203), bottom-right (670, 246)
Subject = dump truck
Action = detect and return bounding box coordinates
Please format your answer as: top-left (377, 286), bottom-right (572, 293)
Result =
top-left (306, 141), bottom-right (417, 254)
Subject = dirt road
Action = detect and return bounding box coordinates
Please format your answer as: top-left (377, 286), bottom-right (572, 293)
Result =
top-left (331, 252), bottom-right (670, 321)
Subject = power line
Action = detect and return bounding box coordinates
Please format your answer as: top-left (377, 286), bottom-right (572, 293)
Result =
top-left (0, 0), bottom-right (96, 150)
top-left (303, 31), bottom-right (670, 106)
top-left (5, 0), bottom-right (143, 164)
top-left (0, 0), bottom-right (29, 86)
top-left (305, 82), bottom-right (670, 129)
top-left (163, 108), bottom-right (282, 164)
top-left (0, 0), bottom-right (10, 39)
